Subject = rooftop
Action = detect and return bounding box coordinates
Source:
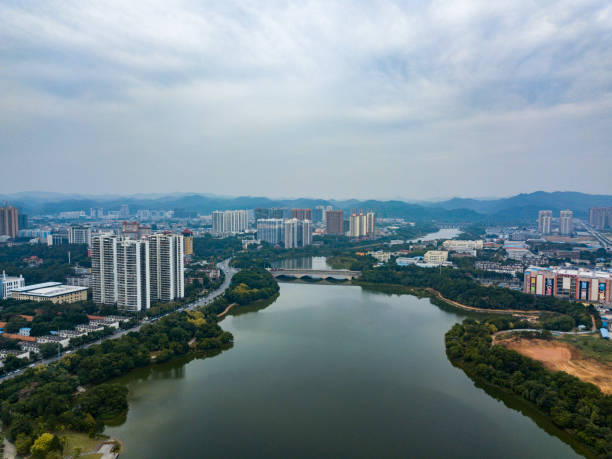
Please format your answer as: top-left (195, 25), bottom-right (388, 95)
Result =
top-left (12, 282), bottom-right (88, 297)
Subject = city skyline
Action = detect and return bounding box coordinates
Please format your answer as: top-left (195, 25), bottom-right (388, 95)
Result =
top-left (1, 1), bottom-right (611, 199)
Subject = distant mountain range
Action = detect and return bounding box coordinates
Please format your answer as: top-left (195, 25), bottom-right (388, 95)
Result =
top-left (1, 191), bottom-right (610, 224)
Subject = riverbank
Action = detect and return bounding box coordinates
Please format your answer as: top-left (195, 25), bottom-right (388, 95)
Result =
top-left (446, 320), bottom-right (611, 457)
top-left (355, 281), bottom-right (543, 318)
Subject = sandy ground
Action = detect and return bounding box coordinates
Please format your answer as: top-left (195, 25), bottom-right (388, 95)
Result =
top-left (502, 338), bottom-right (612, 394)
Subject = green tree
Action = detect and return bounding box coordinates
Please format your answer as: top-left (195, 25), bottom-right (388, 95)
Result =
top-left (30, 432), bottom-right (54, 458)
top-left (14, 433), bottom-right (33, 456)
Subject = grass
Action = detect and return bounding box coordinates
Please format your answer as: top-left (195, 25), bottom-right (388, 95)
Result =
top-left (78, 454), bottom-right (103, 459)
top-left (59, 432), bottom-right (104, 456)
top-left (558, 334), bottom-right (612, 364)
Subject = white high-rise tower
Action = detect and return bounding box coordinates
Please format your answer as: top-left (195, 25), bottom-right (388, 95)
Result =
top-left (149, 233), bottom-right (185, 302)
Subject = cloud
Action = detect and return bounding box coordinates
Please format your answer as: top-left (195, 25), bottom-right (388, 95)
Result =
top-left (0, 0), bottom-right (611, 199)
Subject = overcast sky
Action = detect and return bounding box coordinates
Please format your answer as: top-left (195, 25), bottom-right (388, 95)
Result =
top-left (1, 1), bottom-right (611, 200)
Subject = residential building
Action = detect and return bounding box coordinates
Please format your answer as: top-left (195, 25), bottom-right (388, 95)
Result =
top-left (269, 208), bottom-right (286, 219)
top-left (257, 219), bottom-right (284, 245)
top-left (18, 214), bottom-right (28, 230)
top-left (212, 210), bottom-right (248, 234)
top-left (442, 240), bottom-right (484, 252)
top-left (313, 206), bottom-right (325, 223)
top-left (68, 225), bottom-right (92, 245)
top-left (0, 205), bottom-right (19, 238)
top-left (559, 210), bottom-right (573, 235)
top-left (537, 210), bottom-right (553, 234)
top-left (36, 335), bottom-right (70, 349)
top-left (349, 213), bottom-right (368, 238)
top-left (325, 210), bottom-right (344, 235)
top-left (10, 282), bottom-right (88, 304)
top-left (148, 233), bottom-right (185, 302)
top-left (116, 239), bottom-right (150, 311)
top-left (366, 212), bottom-right (375, 237)
top-left (291, 208), bottom-right (313, 221)
top-left (91, 233), bottom-right (118, 305)
top-left (255, 208), bottom-right (270, 220)
top-left (589, 207), bottom-right (612, 229)
top-left (119, 204), bottom-right (130, 218)
top-left (284, 219), bottom-right (312, 249)
top-left (523, 266), bottom-right (612, 303)
top-left (423, 251), bottom-right (449, 265)
top-left (47, 233), bottom-right (68, 246)
top-left (182, 229), bottom-right (194, 256)
top-left (367, 251), bottom-right (391, 263)
top-left (1, 271), bottom-right (25, 299)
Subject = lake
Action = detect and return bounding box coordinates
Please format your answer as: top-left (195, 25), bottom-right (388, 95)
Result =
top-left (408, 227), bottom-right (462, 242)
top-left (106, 281), bottom-right (580, 458)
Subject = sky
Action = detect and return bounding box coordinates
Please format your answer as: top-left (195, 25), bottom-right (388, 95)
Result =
top-left (1, 0), bottom-right (611, 200)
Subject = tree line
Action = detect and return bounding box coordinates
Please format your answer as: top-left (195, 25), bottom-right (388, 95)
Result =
top-left (446, 319), bottom-right (612, 456)
top-left (358, 265), bottom-right (595, 330)
top-left (0, 309), bottom-right (232, 455)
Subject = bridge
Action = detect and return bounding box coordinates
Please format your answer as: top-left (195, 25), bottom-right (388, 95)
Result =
top-left (267, 268), bottom-right (361, 280)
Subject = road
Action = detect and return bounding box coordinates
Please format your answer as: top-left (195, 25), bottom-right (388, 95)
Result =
top-left (0, 259), bottom-right (237, 382)
top-left (577, 219), bottom-right (611, 249)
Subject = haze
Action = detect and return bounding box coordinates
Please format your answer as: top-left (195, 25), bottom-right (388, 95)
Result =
top-left (1, 0), bottom-right (611, 199)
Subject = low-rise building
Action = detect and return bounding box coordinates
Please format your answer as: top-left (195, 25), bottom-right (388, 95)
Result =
top-left (89, 319), bottom-right (119, 329)
top-left (19, 341), bottom-right (40, 354)
top-left (56, 330), bottom-right (88, 339)
top-left (0, 349), bottom-right (30, 360)
top-left (0, 271), bottom-right (25, 299)
top-left (423, 251), bottom-right (449, 265)
top-left (76, 324), bottom-right (105, 334)
top-left (11, 282), bottom-right (88, 304)
top-left (442, 240), bottom-right (483, 252)
top-left (367, 251), bottom-right (392, 263)
top-left (523, 266), bottom-right (612, 303)
top-left (36, 335), bottom-right (71, 348)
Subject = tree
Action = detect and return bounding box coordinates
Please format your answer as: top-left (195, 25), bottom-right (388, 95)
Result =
top-left (14, 433), bottom-right (33, 456)
top-left (39, 343), bottom-right (59, 359)
top-left (30, 433), bottom-right (54, 458)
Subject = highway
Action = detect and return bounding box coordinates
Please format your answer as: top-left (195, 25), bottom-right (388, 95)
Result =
top-left (577, 219), bottom-right (611, 249)
top-left (0, 259), bottom-right (237, 382)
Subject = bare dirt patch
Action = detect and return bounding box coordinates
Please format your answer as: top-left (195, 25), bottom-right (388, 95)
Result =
top-left (501, 338), bottom-right (612, 394)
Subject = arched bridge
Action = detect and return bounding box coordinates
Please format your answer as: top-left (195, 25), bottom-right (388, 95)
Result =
top-left (267, 268), bottom-right (361, 280)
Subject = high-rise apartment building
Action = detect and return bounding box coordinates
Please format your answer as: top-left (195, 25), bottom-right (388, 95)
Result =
top-left (325, 210), bottom-right (344, 235)
top-left (68, 225), bottom-right (92, 246)
top-left (148, 233), bottom-right (185, 302)
top-left (537, 210), bottom-right (553, 234)
top-left (589, 207), bottom-right (612, 230)
top-left (349, 212), bottom-right (368, 238)
top-left (366, 212), bottom-right (375, 237)
top-left (116, 239), bottom-right (150, 311)
top-left (212, 210), bottom-right (248, 234)
top-left (291, 208), bottom-right (313, 221)
top-left (182, 229), bottom-right (194, 256)
top-left (255, 208), bottom-right (270, 220)
top-left (312, 206), bottom-right (322, 223)
top-left (0, 205), bottom-right (19, 238)
top-left (559, 210), bottom-right (573, 235)
top-left (91, 233), bottom-right (118, 305)
top-left (269, 208), bottom-right (286, 219)
top-left (257, 219), bottom-right (284, 245)
top-left (284, 219), bottom-right (312, 249)
top-left (119, 204), bottom-right (130, 218)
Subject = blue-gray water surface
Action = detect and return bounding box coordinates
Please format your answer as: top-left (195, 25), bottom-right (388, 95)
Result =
top-left (106, 282), bottom-right (579, 458)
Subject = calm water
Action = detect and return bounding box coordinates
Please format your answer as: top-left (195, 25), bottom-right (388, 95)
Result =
top-left (271, 256), bottom-right (332, 270)
top-left (106, 282), bottom-right (579, 458)
top-left (408, 227), bottom-right (461, 242)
